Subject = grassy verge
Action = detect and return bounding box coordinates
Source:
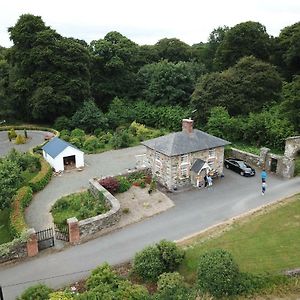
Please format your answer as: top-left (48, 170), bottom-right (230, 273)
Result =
top-left (51, 190), bottom-right (109, 228)
top-left (0, 209), bottom-right (13, 244)
top-left (179, 194), bottom-right (300, 284)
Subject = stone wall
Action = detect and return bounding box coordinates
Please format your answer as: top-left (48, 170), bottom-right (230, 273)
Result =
top-left (78, 179), bottom-right (121, 238)
top-left (146, 146), bottom-right (225, 190)
top-left (231, 148), bottom-right (261, 167)
top-left (0, 238), bottom-right (27, 264)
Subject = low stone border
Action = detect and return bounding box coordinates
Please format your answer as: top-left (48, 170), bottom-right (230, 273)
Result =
top-left (67, 179), bottom-right (121, 241)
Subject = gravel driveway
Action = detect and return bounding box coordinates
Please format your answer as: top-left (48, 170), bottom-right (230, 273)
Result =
top-left (0, 130), bottom-right (49, 157)
top-left (25, 145), bottom-right (146, 230)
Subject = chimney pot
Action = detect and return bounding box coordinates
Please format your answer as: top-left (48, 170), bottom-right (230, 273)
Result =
top-left (182, 119), bottom-right (193, 134)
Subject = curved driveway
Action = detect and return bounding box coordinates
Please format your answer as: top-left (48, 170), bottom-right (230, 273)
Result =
top-left (25, 146), bottom-right (146, 230)
top-left (1, 145), bottom-right (300, 300)
top-left (0, 130), bottom-right (49, 157)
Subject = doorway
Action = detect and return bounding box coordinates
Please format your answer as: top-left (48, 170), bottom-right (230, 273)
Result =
top-left (63, 155), bottom-right (76, 170)
top-left (270, 158), bottom-right (277, 173)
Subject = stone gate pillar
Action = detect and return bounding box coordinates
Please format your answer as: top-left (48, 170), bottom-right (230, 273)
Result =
top-left (67, 217), bottom-right (80, 244)
top-left (26, 228), bottom-right (38, 257)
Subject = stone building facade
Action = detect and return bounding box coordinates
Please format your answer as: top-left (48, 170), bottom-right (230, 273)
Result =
top-left (142, 119), bottom-right (230, 190)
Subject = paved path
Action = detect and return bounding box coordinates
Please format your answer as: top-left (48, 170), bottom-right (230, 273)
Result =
top-left (25, 146), bottom-right (146, 230)
top-left (0, 130), bottom-right (49, 157)
top-left (1, 146), bottom-right (300, 299)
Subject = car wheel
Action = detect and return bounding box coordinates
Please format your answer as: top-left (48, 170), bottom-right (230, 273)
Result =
top-left (225, 164), bottom-right (229, 169)
top-left (240, 171), bottom-right (244, 176)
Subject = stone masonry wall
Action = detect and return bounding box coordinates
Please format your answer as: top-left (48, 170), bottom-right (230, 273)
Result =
top-left (0, 238), bottom-right (27, 264)
top-left (146, 146), bottom-right (225, 190)
top-left (231, 148), bottom-right (261, 167)
top-left (78, 179), bottom-right (121, 238)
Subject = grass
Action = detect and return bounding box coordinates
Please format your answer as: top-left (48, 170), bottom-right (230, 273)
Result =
top-left (51, 190), bottom-right (109, 228)
top-left (0, 209), bottom-right (13, 244)
top-left (21, 170), bottom-right (39, 185)
top-left (179, 194), bottom-right (300, 284)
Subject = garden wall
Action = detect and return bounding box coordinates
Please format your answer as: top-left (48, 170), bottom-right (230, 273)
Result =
top-left (78, 179), bottom-right (121, 238)
top-left (0, 238), bottom-right (27, 264)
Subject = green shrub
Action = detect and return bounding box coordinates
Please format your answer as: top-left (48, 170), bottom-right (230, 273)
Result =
top-left (110, 130), bottom-right (133, 149)
top-left (133, 245), bottom-right (165, 281)
top-left (157, 240), bottom-right (185, 272)
top-left (15, 134), bottom-right (26, 144)
top-left (9, 186), bottom-right (33, 237)
top-left (197, 249), bottom-right (240, 298)
top-left (53, 116), bottom-right (72, 131)
top-left (18, 283), bottom-right (53, 300)
top-left (6, 150), bottom-right (40, 172)
top-left (69, 137), bottom-right (82, 148)
top-left (29, 158), bottom-right (52, 192)
top-left (49, 291), bottom-right (74, 300)
top-left (9, 128), bottom-right (17, 139)
top-left (71, 128), bottom-right (85, 138)
top-left (99, 132), bottom-right (113, 144)
top-left (157, 272), bottom-right (185, 291)
top-left (116, 176), bottom-right (131, 193)
top-left (83, 136), bottom-right (104, 152)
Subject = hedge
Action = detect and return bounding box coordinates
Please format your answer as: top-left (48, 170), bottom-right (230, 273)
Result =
top-left (29, 157), bottom-right (52, 192)
top-left (9, 186), bottom-right (33, 237)
top-left (0, 125), bottom-right (58, 135)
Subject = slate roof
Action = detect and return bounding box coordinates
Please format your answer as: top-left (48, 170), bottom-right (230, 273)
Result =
top-left (190, 159), bottom-right (206, 173)
top-left (141, 129), bottom-right (230, 156)
top-left (42, 137), bottom-right (81, 159)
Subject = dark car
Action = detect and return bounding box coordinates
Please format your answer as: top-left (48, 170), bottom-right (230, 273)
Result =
top-left (224, 158), bottom-right (255, 176)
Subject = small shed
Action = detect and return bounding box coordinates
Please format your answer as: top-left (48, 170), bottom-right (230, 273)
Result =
top-left (42, 137), bottom-right (84, 172)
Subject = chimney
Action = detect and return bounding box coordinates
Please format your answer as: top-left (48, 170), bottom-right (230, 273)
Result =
top-left (182, 118), bottom-right (193, 134)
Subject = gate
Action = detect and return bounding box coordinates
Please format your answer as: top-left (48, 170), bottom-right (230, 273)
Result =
top-left (55, 225), bottom-right (69, 242)
top-left (36, 228), bottom-right (55, 250)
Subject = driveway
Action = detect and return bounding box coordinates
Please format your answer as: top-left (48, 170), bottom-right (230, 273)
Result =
top-left (1, 146), bottom-right (300, 299)
top-left (25, 146), bottom-right (146, 230)
top-left (0, 130), bottom-right (49, 157)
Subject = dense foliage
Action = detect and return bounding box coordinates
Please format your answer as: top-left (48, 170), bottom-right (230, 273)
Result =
top-left (132, 240), bottom-right (185, 281)
top-left (18, 283), bottom-right (53, 300)
top-left (0, 15), bottom-right (299, 152)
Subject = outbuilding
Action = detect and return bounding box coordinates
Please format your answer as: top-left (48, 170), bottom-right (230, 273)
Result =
top-left (42, 137), bottom-right (84, 172)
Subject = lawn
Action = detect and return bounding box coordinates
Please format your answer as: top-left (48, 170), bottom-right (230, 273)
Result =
top-left (51, 190), bottom-right (109, 228)
top-left (0, 209), bottom-right (13, 244)
top-left (179, 194), bottom-right (300, 283)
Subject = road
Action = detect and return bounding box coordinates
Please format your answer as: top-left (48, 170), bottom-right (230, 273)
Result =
top-left (1, 146), bottom-right (300, 299)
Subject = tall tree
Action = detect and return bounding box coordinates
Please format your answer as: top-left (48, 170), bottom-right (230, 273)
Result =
top-left (214, 21), bottom-right (271, 70)
top-left (191, 56), bottom-right (282, 122)
top-left (89, 31), bottom-right (140, 110)
top-left (7, 14), bottom-right (91, 122)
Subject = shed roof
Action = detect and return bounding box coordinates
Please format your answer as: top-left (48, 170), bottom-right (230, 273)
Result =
top-left (42, 137), bottom-right (81, 159)
top-left (141, 129), bottom-right (230, 156)
top-left (190, 159), bottom-right (206, 173)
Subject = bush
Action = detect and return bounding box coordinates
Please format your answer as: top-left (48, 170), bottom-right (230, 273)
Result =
top-left (9, 128), bottom-right (17, 139)
top-left (133, 245), bottom-right (165, 281)
top-left (157, 272), bottom-right (185, 291)
top-left (49, 291), bottom-right (74, 300)
top-left (10, 186), bottom-right (33, 237)
top-left (83, 136), bottom-right (104, 152)
top-left (29, 158), bottom-right (52, 192)
top-left (69, 137), bottom-right (83, 148)
top-left (116, 176), bottom-right (131, 193)
top-left (156, 240), bottom-right (185, 272)
top-left (99, 132), bottom-right (113, 144)
top-left (6, 150), bottom-right (40, 172)
top-left (15, 134), bottom-right (26, 144)
top-left (18, 283), bottom-right (53, 300)
top-left (99, 177), bottom-right (120, 194)
top-left (132, 240), bottom-right (184, 282)
top-left (70, 128), bottom-right (85, 139)
top-left (53, 116), bottom-right (72, 131)
top-left (197, 249), bottom-right (240, 298)
top-left (110, 130), bottom-right (134, 149)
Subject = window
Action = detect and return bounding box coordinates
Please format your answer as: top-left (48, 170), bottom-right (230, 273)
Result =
top-left (154, 152), bottom-right (162, 174)
top-left (208, 149), bottom-right (216, 158)
top-left (208, 159), bottom-right (214, 168)
top-left (180, 164), bottom-right (189, 177)
top-left (181, 154), bottom-right (188, 164)
top-left (180, 154), bottom-right (190, 178)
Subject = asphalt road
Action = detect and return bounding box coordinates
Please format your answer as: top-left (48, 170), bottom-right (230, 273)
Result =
top-left (1, 146), bottom-right (300, 299)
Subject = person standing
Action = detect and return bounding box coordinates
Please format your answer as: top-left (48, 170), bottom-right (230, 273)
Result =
top-left (261, 169), bottom-right (267, 183)
top-left (262, 182), bottom-right (267, 195)
top-left (207, 175), bottom-right (213, 187)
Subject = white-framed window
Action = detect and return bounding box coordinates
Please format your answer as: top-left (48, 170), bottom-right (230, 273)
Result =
top-left (180, 154), bottom-right (190, 178)
top-left (180, 164), bottom-right (189, 177)
top-left (154, 152), bottom-right (162, 174)
top-left (208, 149), bottom-right (216, 158)
top-left (208, 159), bottom-right (214, 168)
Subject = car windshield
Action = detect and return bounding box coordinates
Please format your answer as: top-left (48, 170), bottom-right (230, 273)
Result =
top-left (237, 161), bottom-right (248, 168)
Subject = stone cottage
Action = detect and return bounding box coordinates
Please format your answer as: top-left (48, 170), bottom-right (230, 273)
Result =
top-left (141, 119), bottom-right (230, 190)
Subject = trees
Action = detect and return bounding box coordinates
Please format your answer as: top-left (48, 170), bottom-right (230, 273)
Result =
top-left (0, 159), bottom-right (22, 209)
top-left (138, 60), bottom-right (196, 106)
top-left (191, 56), bottom-right (282, 122)
top-left (214, 21), bottom-right (271, 70)
top-left (275, 22), bottom-right (300, 80)
top-left (281, 76), bottom-right (300, 132)
top-left (7, 14), bottom-right (91, 122)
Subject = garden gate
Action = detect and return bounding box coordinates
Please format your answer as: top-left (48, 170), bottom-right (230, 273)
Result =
top-left (55, 225), bottom-right (69, 242)
top-left (36, 228), bottom-right (55, 250)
